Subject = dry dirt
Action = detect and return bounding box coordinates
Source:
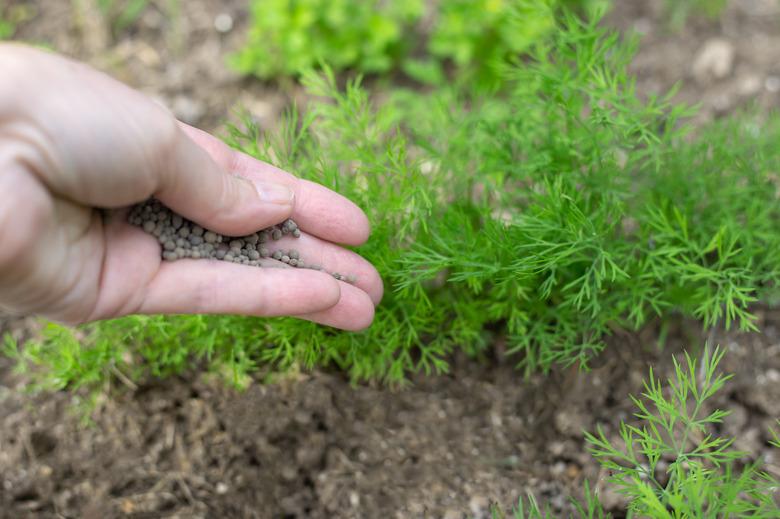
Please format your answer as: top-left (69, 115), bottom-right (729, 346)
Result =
top-left (2, 0), bottom-right (780, 517)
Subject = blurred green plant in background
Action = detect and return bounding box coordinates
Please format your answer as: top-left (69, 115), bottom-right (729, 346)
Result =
top-left (231, 0), bottom-right (576, 87)
top-left (231, 0), bottom-right (425, 79)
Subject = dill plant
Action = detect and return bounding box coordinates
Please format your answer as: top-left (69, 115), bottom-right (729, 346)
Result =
top-left (494, 346), bottom-right (780, 517)
top-left (7, 11), bottom-right (780, 390)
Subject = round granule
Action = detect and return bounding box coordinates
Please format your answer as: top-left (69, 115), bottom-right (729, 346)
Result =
top-left (272, 250), bottom-right (283, 260)
top-left (216, 249), bottom-right (226, 260)
top-left (296, 260), bottom-right (305, 269)
top-left (164, 240), bottom-right (175, 251)
top-left (292, 229), bottom-right (301, 238)
top-left (143, 220), bottom-right (155, 233)
top-left (248, 250), bottom-right (260, 260)
top-left (229, 240), bottom-right (243, 249)
top-left (192, 225), bottom-right (204, 237)
top-left (289, 258), bottom-right (298, 267)
top-left (259, 247), bottom-right (270, 258)
top-left (162, 251), bottom-right (177, 261)
top-left (192, 250), bottom-right (202, 259)
top-left (281, 255), bottom-right (290, 264)
top-left (272, 229), bottom-right (282, 240)
top-left (230, 247), bottom-right (241, 256)
top-left (224, 253), bottom-right (234, 262)
top-left (347, 274), bottom-right (358, 284)
top-left (204, 231), bottom-right (217, 243)
top-left (189, 235), bottom-right (204, 246)
top-left (258, 231), bottom-right (269, 243)
top-left (171, 215), bottom-right (183, 229)
top-left (245, 233), bottom-right (259, 245)
top-left (178, 227), bottom-right (190, 238)
top-left (175, 247), bottom-right (186, 257)
top-left (244, 242), bottom-right (256, 251)
top-left (289, 249), bottom-right (300, 260)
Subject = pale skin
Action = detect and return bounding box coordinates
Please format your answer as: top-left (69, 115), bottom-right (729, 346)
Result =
top-left (0, 44), bottom-right (382, 330)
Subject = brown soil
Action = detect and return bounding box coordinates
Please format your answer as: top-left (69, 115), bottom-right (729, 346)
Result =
top-left (2, 1), bottom-right (780, 517)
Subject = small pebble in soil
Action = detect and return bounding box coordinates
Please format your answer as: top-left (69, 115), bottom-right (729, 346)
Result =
top-left (127, 198), bottom-right (356, 283)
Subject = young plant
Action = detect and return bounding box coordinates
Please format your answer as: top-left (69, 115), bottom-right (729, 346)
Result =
top-left (586, 346), bottom-right (778, 516)
top-left (493, 346), bottom-right (779, 517)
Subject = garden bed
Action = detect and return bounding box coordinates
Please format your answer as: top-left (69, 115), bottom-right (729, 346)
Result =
top-left (2, 0), bottom-right (780, 517)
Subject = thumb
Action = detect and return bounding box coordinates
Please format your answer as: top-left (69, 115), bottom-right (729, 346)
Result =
top-left (153, 125), bottom-right (295, 236)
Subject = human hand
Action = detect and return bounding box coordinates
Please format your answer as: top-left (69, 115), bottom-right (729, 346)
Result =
top-left (0, 44), bottom-right (382, 329)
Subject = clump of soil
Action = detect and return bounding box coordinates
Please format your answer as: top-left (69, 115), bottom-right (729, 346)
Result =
top-left (129, 198), bottom-right (353, 282)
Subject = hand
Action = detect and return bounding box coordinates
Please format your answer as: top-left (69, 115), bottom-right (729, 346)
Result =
top-left (0, 44), bottom-right (382, 330)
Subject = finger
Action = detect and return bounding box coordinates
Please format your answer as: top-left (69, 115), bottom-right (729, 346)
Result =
top-left (297, 282), bottom-right (376, 331)
top-left (181, 124), bottom-right (371, 246)
top-left (138, 260), bottom-right (342, 318)
top-left (155, 128), bottom-right (296, 236)
top-left (265, 233), bottom-right (383, 305)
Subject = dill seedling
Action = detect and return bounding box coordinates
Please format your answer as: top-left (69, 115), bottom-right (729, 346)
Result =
top-left (492, 346), bottom-right (780, 517)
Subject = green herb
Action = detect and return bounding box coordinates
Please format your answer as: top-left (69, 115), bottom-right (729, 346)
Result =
top-left (493, 346), bottom-right (780, 517)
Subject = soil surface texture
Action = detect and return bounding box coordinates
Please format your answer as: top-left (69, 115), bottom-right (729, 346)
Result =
top-left (2, 0), bottom-right (780, 517)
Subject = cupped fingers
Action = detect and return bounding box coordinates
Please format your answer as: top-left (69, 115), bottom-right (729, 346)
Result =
top-left (137, 260), bottom-right (341, 318)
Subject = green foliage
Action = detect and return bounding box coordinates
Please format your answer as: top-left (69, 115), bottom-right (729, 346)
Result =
top-left (231, 0), bottom-right (425, 79)
top-left (494, 346), bottom-right (780, 517)
top-left (9, 10), bottom-right (780, 390)
top-left (231, 0), bottom-right (564, 86)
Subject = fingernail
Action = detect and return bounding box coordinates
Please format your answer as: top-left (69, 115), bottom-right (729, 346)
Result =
top-left (251, 180), bottom-right (294, 205)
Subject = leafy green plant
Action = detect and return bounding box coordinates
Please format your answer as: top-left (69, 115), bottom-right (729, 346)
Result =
top-left (231, 0), bottom-right (425, 79)
top-left (491, 346), bottom-right (780, 517)
top-left (231, 0), bottom-right (577, 87)
top-left (8, 10), bottom-right (780, 391)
